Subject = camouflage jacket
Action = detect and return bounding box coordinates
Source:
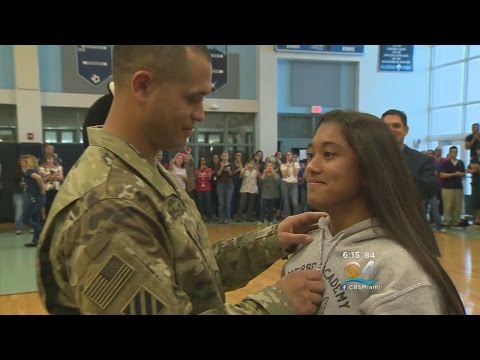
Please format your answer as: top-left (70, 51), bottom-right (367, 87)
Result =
top-left (37, 127), bottom-right (295, 315)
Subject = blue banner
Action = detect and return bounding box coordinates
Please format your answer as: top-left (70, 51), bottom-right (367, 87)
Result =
top-left (275, 45), bottom-right (364, 55)
top-left (378, 45), bottom-right (413, 72)
top-left (207, 45), bottom-right (228, 94)
top-left (76, 45), bottom-right (112, 86)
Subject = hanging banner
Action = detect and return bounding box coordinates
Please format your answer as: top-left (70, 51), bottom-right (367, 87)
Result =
top-left (207, 45), bottom-right (228, 94)
top-left (378, 45), bottom-right (414, 72)
top-left (275, 45), bottom-right (364, 55)
top-left (76, 45), bottom-right (113, 86)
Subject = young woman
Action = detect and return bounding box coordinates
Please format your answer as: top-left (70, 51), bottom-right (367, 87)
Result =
top-left (169, 152), bottom-right (188, 191)
top-left (21, 155), bottom-right (47, 247)
top-left (280, 151), bottom-right (300, 217)
top-left (39, 154), bottom-right (64, 218)
top-left (283, 110), bottom-right (465, 315)
top-left (237, 158), bottom-right (260, 222)
top-left (195, 156), bottom-right (213, 222)
top-left (13, 156), bottom-right (27, 234)
top-left (259, 160), bottom-right (280, 225)
top-left (216, 151), bottom-right (233, 224)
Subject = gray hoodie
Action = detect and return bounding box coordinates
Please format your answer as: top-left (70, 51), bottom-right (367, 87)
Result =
top-left (283, 217), bottom-right (444, 314)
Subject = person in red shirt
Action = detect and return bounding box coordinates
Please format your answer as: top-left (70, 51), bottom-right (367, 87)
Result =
top-left (195, 156), bottom-right (213, 221)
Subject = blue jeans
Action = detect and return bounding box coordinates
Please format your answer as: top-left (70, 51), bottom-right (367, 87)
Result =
top-left (23, 194), bottom-right (46, 244)
top-left (217, 181), bottom-right (234, 222)
top-left (281, 181), bottom-right (299, 216)
top-left (13, 193), bottom-right (24, 230)
top-left (197, 191), bottom-right (212, 221)
top-left (425, 196), bottom-right (443, 230)
top-left (260, 198), bottom-right (277, 222)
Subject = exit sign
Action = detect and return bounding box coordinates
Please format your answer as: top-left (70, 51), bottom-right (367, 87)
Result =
top-left (311, 106), bottom-right (322, 114)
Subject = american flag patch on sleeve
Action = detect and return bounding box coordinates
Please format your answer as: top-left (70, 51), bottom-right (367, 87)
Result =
top-left (84, 254), bottom-right (134, 309)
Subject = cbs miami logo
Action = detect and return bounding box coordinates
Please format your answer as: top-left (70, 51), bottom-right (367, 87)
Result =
top-left (340, 261), bottom-right (379, 290)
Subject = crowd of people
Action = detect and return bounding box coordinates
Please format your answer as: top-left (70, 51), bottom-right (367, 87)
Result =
top-left (419, 122), bottom-right (480, 231)
top-left (0, 46), bottom-right (471, 314)
top-left (164, 147), bottom-right (310, 225)
top-left (2, 144), bottom-right (64, 247)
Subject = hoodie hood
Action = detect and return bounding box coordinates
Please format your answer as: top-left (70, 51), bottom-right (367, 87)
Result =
top-left (317, 216), bottom-right (387, 245)
top-left (312, 216), bottom-right (387, 273)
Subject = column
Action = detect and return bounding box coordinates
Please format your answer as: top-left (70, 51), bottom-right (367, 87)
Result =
top-left (256, 45), bottom-right (278, 157)
top-left (14, 45), bottom-right (42, 143)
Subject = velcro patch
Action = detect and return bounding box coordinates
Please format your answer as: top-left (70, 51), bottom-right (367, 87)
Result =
top-left (256, 223), bottom-right (279, 240)
top-left (121, 286), bottom-right (166, 315)
top-left (84, 254), bottom-right (134, 309)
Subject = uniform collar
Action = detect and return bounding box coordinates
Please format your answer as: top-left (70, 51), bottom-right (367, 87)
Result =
top-left (87, 126), bottom-right (176, 198)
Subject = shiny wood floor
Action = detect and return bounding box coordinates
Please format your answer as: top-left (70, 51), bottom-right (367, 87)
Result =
top-left (1, 224), bottom-right (479, 315)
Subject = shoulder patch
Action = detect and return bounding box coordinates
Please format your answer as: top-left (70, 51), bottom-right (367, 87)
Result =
top-left (121, 286), bottom-right (166, 315)
top-left (166, 196), bottom-right (186, 219)
top-left (83, 254), bottom-right (134, 309)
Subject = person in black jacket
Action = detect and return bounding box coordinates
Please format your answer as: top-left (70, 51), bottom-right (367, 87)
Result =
top-left (82, 81), bottom-right (114, 149)
top-left (382, 109), bottom-right (441, 257)
top-left (382, 109), bottom-right (436, 200)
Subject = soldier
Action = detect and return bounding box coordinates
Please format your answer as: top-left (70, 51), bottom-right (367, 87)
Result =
top-left (37, 46), bottom-right (325, 315)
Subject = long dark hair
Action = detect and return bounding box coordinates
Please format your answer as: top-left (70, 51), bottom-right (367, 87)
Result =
top-left (320, 110), bottom-right (465, 315)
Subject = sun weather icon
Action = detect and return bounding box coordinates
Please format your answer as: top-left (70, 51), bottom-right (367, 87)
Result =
top-left (340, 260), bottom-right (378, 290)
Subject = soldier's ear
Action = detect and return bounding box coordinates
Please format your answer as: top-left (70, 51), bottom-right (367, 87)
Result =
top-left (131, 72), bottom-right (151, 101)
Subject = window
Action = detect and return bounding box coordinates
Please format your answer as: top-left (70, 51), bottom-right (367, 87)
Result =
top-left (467, 59), bottom-right (480, 102)
top-left (431, 63), bottom-right (464, 107)
top-left (42, 106), bottom-right (86, 144)
top-left (43, 129), bottom-right (80, 143)
top-left (44, 130), bottom-right (57, 143)
top-left (61, 130), bottom-right (74, 143)
top-left (208, 134), bottom-right (222, 144)
top-left (167, 112), bottom-right (255, 168)
top-left (430, 46), bottom-right (480, 139)
top-left (431, 107), bottom-right (462, 135)
top-left (0, 128), bottom-right (16, 142)
top-left (466, 103), bottom-right (480, 130)
top-left (197, 112), bottom-right (226, 130)
top-left (469, 45), bottom-right (480, 58)
top-left (428, 45), bottom-right (480, 202)
top-left (433, 45), bottom-right (465, 66)
top-left (0, 105), bottom-right (17, 141)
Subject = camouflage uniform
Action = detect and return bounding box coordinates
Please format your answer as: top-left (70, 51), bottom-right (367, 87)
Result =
top-left (37, 128), bottom-right (295, 315)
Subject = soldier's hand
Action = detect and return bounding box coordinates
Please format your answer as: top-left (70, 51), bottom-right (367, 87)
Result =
top-left (277, 211), bottom-right (328, 252)
top-left (276, 270), bottom-right (324, 315)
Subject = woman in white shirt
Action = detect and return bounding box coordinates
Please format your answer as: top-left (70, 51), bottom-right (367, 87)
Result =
top-left (169, 152), bottom-right (188, 191)
top-left (280, 151), bottom-right (300, 216)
